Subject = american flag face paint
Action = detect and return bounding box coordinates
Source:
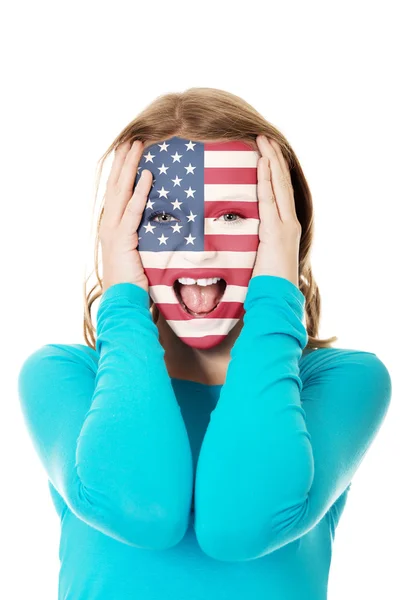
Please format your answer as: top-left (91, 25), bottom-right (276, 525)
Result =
top-left (135, 136), bottom-right (261, 350)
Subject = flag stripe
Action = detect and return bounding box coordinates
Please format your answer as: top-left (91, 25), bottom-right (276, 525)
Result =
top-left (178, 333), bottom-right (228, 348)
top-left (155, 303), bottom-right (245, 323)
top-left (139, 252), bottom-right (256, 271)
top-left (157, 315), bottom-right (242, 337)
top-left (204, 153), bottom-right (259, 167)
top-left (204, 183), bottom-right (257, 201)
top-left (204, 141), bottom-right (256, 152)
top-left (204, 167), bottom-right (257, 184)
top-left (204, 234), bottom-right (259, 251)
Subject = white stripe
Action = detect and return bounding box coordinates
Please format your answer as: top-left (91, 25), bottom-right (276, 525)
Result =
top-left (204, 218), bottom-right (259, 235)
top-left (140, 250), bottom-right (257, 269)
top-left (204, 150), bottom-right (260, 168)
top-left (150, 284), bottom-right (248, 304)
top-left (166, 318), bottom-right (241, 337)
top-left (204, 184), bottom-right (257, 201)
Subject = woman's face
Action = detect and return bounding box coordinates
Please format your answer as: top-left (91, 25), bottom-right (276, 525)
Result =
top-left (136, 135), bottom-right (261, 350)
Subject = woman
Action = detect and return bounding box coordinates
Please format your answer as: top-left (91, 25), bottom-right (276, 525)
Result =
top-left (18, 87), bottom-right (392, 600)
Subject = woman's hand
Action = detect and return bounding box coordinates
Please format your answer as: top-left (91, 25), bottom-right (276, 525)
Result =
top-left (252, 135), bottom-right (301, 288)
top-left (100, 140), bottom-right (153, 293)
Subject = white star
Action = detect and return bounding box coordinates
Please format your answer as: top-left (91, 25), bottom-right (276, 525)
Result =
top-left (138, 236), bottom-right (141, 240)
top-left (158, 163), bottom-right (169, 175)
top-left (185, 141), bottom-right (196, 151)
top-left (145, 199), bottom-right (155, 210)
top-left (187, 210), bottom-right (197, 222)
top-left (158, 141), bottom-right (169, 152)
top-left (158, 233), bottom-right (169, 245)
top-left (144, 222), bottom-right (156, 234)
top-left (184, 163), bottom-right (196, 175)
top-left (171, 222), bottom-right (183, 233)
top-left (171, 198), bottom-right (183, 210)
top-left (184, 233), bottom-right (196, 245)
top-left (144, 151), bottom-right (155, 163)
top-left (137, 166), bottom-right (142, 172)
top-left (171, 151), bottom-right (183, 163)
top-left (171, 175), bottom-right (182, 186)
top-left (157, 186), bottom-right (169, 199)
top-left (184, 186), bottom-right (196, 198)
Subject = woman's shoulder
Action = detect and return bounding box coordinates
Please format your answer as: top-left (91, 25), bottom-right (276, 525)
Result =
top-left (301, 344), bottom-right (382, 361)
top-left (19, 343), bottom-right (99, 378)
top-left (300, 345), bottom-right (391, 388)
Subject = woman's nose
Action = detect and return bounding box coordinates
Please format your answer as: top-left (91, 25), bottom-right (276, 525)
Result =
top-left (181, 249), bottom-right (218, 264)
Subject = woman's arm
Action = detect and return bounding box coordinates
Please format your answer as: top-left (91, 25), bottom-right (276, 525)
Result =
top-left (18, 282), bottom-right (193, 549)
top-left (194, 274), bottom-right (392, 561)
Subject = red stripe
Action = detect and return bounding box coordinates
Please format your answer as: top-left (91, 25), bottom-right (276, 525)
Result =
top-left (204, 234), bottom-right (259, 252)
top-left (178, 334), bottom-right (228, 350)
top-left (156, 301), bottom-right (245, 321)
top-left (204, 200), bottom-right (259, 219)
top-left (145, 268), bottom-right (253, 286)
top-left (204, 141), bottom-right (255, 151)
top-left (204, 167), bottom-right (257, 184)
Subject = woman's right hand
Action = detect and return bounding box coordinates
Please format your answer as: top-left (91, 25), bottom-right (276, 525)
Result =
top-left (100, 140), bottom-right (153, 293)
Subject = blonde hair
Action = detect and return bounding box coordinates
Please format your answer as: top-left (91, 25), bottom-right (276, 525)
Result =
top-left (83, 87), bottom-right (338, 351)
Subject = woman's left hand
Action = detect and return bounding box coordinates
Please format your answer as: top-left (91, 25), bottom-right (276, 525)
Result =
top-left (252, 135), bottom-right (301, 289)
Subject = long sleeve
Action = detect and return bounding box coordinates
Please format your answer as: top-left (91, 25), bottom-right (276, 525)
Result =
top-left (194, 275), bottom-right (392, 561)
top-left (17, 282), bottom-right (193, 549)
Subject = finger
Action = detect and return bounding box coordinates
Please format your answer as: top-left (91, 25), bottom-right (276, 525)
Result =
top-left (107, 140), bottom-right (135, 189)
top-left (120, 169), bottom-right (153, 235)
top-left (103, 141), bottom-right (144, 226)
top-left (117, 140), bottom-right (145, 195)
top-left (268, 139), bottom-right (297, 220)
top-left (256, 135), bottom-right (295, 223)
top-left (257, 157), bottom-right (282, 227)
top-left (269, 138), bottom-right (291, 179)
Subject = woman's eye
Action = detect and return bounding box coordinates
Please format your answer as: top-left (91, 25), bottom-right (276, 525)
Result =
top-left (149, 211), bottom-right (245, 224)
top-left (149, 211), bottom-right (178, 223)
top-left (219, 213), bottom-right (242, 223)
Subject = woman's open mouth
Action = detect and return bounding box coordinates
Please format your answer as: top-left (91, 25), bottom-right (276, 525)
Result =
top-left (173, 278), bottom-right (227, 318)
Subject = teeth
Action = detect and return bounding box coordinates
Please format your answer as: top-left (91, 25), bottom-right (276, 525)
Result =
top-left (177, 277), bottom-right (221, 286)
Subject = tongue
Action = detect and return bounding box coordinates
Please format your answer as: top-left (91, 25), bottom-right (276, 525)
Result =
top-left (180, 282), bottom-right (223, 314)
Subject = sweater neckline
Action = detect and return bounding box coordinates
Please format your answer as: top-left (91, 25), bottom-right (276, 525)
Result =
top-left (170, 377), bottom-right (223, 388)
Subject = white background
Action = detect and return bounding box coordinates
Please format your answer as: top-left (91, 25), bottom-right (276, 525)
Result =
top-left (1, 1), bottom-right (398, 598)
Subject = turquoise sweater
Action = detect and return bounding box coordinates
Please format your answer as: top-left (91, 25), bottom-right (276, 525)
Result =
top-left (17, 275), bottom-right (392, 599)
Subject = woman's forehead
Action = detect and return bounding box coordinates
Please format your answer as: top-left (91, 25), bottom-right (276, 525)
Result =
top-left (135, 135), bottom-right (260, 220)
top-left (143, 136), bottom-right (260, 154)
